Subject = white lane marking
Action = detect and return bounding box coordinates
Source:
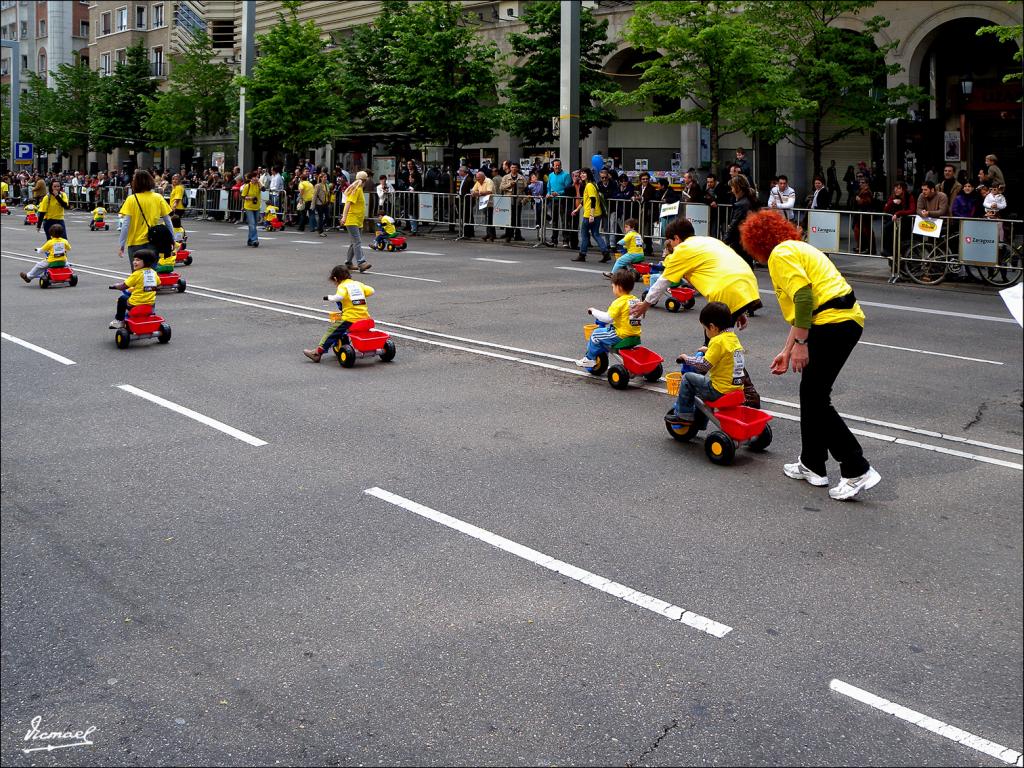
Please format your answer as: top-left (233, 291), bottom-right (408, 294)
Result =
top-left (760, 397), bottom-right (1024, 456)
top-left (403, 250), bottom-right (445, 256)
top-left (208, 232), bottom-right (233, 237)
top-left (1, 332), bottom-right (76, 365)
top-left (829, 679), bottom-right (1023, 766)
top-left (475, 257), bottom-right (520, 264)
top-left (3, 253), bottom-right (1018, 468)
top-left (757, 288), bottom-right (1016, 324)
top-left (290, 239), bottom-right (320, 244)
top-left (365, 487), bottom-right (732, 638)
top-left (556, 266), bottom-right (606, 274)
top-left (116, 384), bottom-right (267, 447)
top-left (857, 340), bottom-right (1002, 366)
top-left (360, 271), bottom-right (442, 283)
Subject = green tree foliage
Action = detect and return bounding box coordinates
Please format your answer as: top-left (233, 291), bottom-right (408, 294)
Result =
top-left (19, 72), bottom-right (62, 155)
top-left (239, 1), bottom-right (345, 154)
top-left (598, 1), bottom-right (785, 169)
top-left (337, 0), bottom-right (409, 134)
top-left (91, 42), bottom-right (156, 153)
top-left (51, 57), bottom-right (100, 153)
top-left (752, 1), bottom-right (928, 172)
top-left (379, 0), bottom-right (500, 161)
top-left (500, 0), bottom-right (618, 146)
top-left (977, 2), bottom-right (1022, 84)
top-left (145, 30), bottom-right (235, 147)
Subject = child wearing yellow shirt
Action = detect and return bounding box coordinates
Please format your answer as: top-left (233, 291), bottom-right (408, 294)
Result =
top-left (303, 265), bottom-right (376, 363)
top-left (665, 302), bottom-right (744, 424)
top-left (19, 224), bottom-right (71, 282)
top-left (92, 206), bottom-right (107, 222)
top-left (171, 214), bottom-right (187, 249)
top-left (604, 218), bottom-right (645, 279)
top-left (263, 204), bottom-right (279, 229)
top-left (374, 213), bottom-right (398, 249)
top-left (108, 249), bottom-right (159, 329)
top-left (575, 270), bottom-right (642, 368)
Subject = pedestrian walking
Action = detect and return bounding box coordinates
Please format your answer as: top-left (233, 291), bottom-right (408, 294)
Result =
top-left (571, 168), bottom-right (610, 262)
top-left (118, 169), bottom-right (174, 269)
top-left (240, 170), bottom-right (262, 247)
top-left (314, 172), bottom-right (331, 237)
top-left (342, 171), bottom-right (371, 272)
top-left (739, 209), bottom-right (880, 500)
top-left (37, 180), bottom-right (70, 241)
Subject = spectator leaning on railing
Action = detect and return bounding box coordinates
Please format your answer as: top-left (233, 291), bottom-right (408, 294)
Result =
top-left (917, 180), bottom-right (949, 220)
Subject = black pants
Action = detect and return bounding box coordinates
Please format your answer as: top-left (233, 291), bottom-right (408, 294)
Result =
top-left (482, 207), bottom-right (495, 239)
top-left (296, 207), bottom-right (309, 231)
top-left (459, 197), bottom-right (475, 237)
top-left (316, 204), bottom-right (330, 233)
top-left (505, 203), bottom-right (523, 240)
top-left (40, 219), bottom-right (62, 240)
top-left (800, 320), bottom-right (870, 479)
top-left (550, 197), bottom-right (568, 244)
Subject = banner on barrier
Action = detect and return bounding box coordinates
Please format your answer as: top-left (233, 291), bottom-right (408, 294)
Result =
top-left (912, 215), bottom-right (942, 238)
top-left (492, 194), bottom-right (512, 228)
top-left (685, 203), bottom-right (710, 236)
top-left (218, 191), bottom-right (229, 211)
top-left (418, 194), bottom-right (434, 222)
top-left (960, 219), bottom-right (1000, 265)
top-left (659, 201), bottom-right (679, 218)
top-left (807, 210), bottom-right (841, 252)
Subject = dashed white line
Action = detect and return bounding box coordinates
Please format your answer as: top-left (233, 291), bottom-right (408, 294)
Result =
top-left (364, 487), bottom-right (733, 638)
top-left (361, 271), bottom-right (442, 283)
top-left (290, 239), bottom-right (320, 244)
top-left (1, 332), bottom-right (76, 365)
top-left (116, 384), bottom-right (267, 446)
top-left (829, 679), bottom-right (1023, 766)
top-left (556, 266), bottom-right (607, 274)
top-left (403, 250), bottom-right (445, 256)
top-left (475, 257), bottom-right (520, 264)
top-left (757, 288), bottom-right (1016, 324)
top-left (208, 233), bottom-right (233, 237)
top-left (857, 340), bottom-right (1003, 366)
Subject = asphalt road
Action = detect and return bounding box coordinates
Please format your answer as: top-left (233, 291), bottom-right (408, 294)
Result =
top-left (2, 209), bottom-right (1021, 767)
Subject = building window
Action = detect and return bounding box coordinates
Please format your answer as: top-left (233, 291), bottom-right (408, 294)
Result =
top-left (21, 53), bottom-right (27, 69)
top-left (210, 19), bottom-right (234, 49)
top-left (151, 46), bottom-right (164, 77)
top-left (152, 3), bottom-right (164, 28)
top-left (79, 20), bottom-right (89, 38)
top-left (115, 48), bottom-right (126, 67)
top-left (37, 49), bottom-right (45, 74)
top-left (20, 20), bottom-right (27, 39)
top-left (116, 7), bottom-right (128, 32)
top-left (37, 19), bottom-right (44, 37)
top-left (0, 59), bottom-right (8, 76)
top-left (101, 51), bottom-right (110, 75)
top-left (101, 12), bottom-right (111, 36)
top-left (135, 5), bottom-right (146, 29)
top-left (79, 53), bottom-right (89, 68)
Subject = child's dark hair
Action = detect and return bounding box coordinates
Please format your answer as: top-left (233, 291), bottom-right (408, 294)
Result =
top-left (624, 217), bottom-right (638, 229)
top-left (133, 248), bottom-right (158, 268)
top-left (329, 265), bottom-right (351, 282)
top-left (49, 223), bottom-right (65, 238)
top-left (664, 218), bottom-right (695, 242)
top-left (170, 214), bottom-right (182, 228)
top-left (699, 301), bottom-right (732, 331)
top-left (610, 270), bottom-right (635, 292)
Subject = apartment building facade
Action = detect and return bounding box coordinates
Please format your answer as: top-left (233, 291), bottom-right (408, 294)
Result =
top-left (1, 0), bottom-right (91, 89)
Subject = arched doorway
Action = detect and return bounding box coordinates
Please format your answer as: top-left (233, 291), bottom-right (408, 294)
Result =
top-left (905, 16), bottom-right (1020, 194)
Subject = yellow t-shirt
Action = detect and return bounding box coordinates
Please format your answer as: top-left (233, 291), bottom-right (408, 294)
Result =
top-left (768, 240), bottom-right (864, 327)
top-left (124, 267), bottom-right (159, 306)
top-left (704, 331), bottom-right (745, 394)
top-left (298, 179), bottom-right (315, 202)
top-left (379, 215), bottom-right (396, 236)
top-left (608, 293), bottom-right (642, 339)
top-left (121, 191), bottom-right (172, 247)
top-left (582, 181), bottom-right (602, 217)
top-left (39, 237), bottom-right (71, 265)
top-left (1, 181), bottom-right (8, 199)
top-left (24, 203), bottom-right (36, 214)
top-left (329, 278), bottom-right (375, 322)
top-left (37, 193), bottom-right (69, 221)
top-left (241, 181), bottom-right (261, 211)
top-left (92, 207), bottom-right (107, 220)
top-left (264, 205), bottom-right (278, 221)
top-left (173, 226), bottom-right (186, 245)
top-left (343, 185), bottom-right (365, 227)
top-left (157, 251), bottom-right (177, 270)
top-left (621, 230), bottom-right (643, 254)
top-left (169, 184), bottom-right (185, 211)
top-left (661, 236), bottom-right (759, 313)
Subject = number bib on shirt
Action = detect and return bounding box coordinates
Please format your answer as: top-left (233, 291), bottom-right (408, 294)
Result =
top-left (52, 242), bottom-right (66, 256)
top-left (348, 283), bottom-right (366, 306)
top-left (731, 350), bottom-right (746, 385)
top-left (142, 269), bottom-right (158, 290)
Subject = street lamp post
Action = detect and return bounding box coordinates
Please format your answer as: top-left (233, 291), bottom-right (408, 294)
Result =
top-left (558, 1), bottom-right (580, 169)
top-left (1, 39), bottom-right (20, 167)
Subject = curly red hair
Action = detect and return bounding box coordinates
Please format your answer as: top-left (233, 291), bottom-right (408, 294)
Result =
top-left (740, 210), bottom-right (803, 263)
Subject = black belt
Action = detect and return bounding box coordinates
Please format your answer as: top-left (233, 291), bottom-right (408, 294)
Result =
top-left (812, 291), bottom-right (856, 316)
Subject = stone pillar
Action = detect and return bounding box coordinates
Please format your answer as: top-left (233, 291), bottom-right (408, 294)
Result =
top-left (775, 126), bottom-right (807, 199)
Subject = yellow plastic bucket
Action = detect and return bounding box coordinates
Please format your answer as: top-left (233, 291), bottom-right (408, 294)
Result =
top-left (584, 323), bottom-right (598, 340)
top-left (643, 274), bottom-right (650, 285)
top-left (665, 372), bottom-right (682, 396)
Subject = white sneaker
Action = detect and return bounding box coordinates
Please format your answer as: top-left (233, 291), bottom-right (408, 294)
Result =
top-left (575, 357), bottom-right (597, 368)
top-left (108, 320), bottom-right (124, 329)
top-left (783, 460), bottom-right (829, 487)
top-left (829, 467), bottom-right (881, 500)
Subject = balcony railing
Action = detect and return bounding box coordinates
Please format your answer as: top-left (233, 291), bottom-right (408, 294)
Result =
top-left (150, 61), bottom-right (166, 78)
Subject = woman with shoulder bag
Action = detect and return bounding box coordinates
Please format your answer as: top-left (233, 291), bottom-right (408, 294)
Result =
top-left (37, 180), bottom-right (70, 241)
top-left (118, 169), bottom-right (174, 269)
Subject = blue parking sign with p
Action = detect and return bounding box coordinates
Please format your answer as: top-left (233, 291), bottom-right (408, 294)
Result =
top-left (14, 142), bottom-right (33, 164)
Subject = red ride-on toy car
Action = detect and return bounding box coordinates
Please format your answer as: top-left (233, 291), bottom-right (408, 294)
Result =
top-left (113, 304), bottom-right (171, 349)
top-left (38, 264), bottom-right (78, 289)
top-left (0, 200), bottom-right (10, 215)
top-left (155, 270), bottom-right (186, 293)
top-left (583, 325), bottom-right (664, 390)
top-left (24, 210), bottom-right (38, 226)
top-left (637, 263), bottom-right (697, 312)
top-left (664, 388), bottom-right (773, 465)
top-left (175, 247), bottom-right (193, 266)
top-left (332, 318), bottom-right (396, 367)
top-left (89, 218), bottom-right (109, 231)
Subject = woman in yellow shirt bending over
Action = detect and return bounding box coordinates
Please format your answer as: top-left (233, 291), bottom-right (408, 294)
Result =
top-left (740, 209), bottom-right (880, 501)
top-left (341, 171), bottom-right (370, 273)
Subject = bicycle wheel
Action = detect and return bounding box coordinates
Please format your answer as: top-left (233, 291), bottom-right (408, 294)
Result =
top-left (980, 244), bottom-right (1023, 288)
top-left (901, 242), bottom-right (949, 286)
